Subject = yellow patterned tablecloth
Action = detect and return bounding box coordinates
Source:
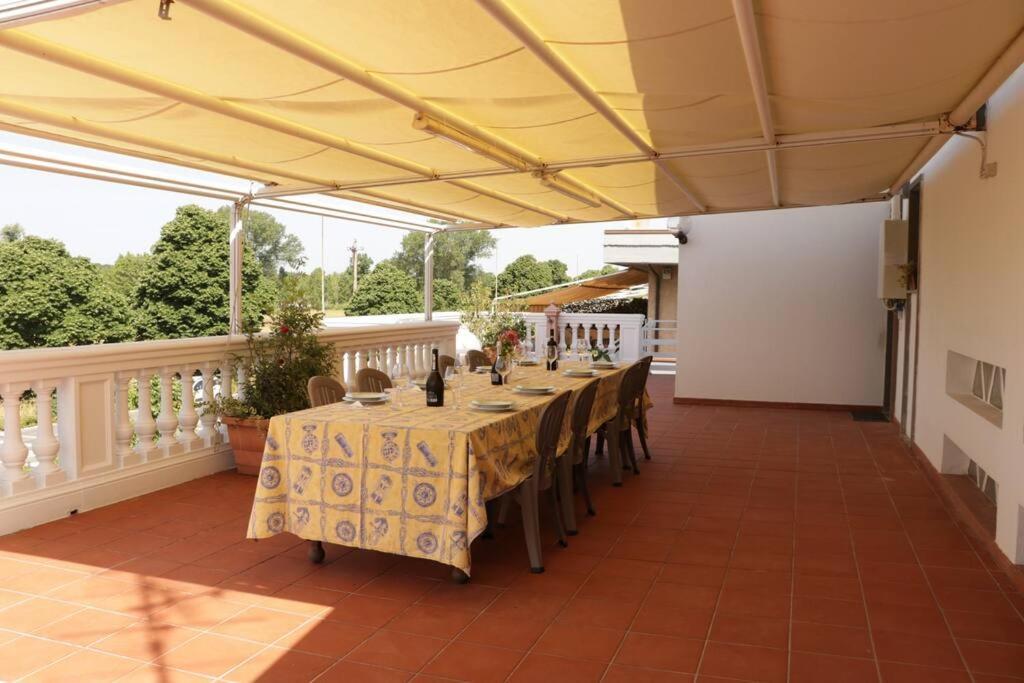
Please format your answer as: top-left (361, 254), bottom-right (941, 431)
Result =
top-left (247, 362), bottom-right (638, 574)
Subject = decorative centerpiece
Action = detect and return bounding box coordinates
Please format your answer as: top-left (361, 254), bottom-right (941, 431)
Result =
top-left (590, 346), bottom-right (613, 363)
top-left (490, 328), bottom-right (521, 386)
top-left (202, 302), bottom-right (336, 475)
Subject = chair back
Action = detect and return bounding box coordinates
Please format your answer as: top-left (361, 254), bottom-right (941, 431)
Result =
top-left (465, 349), bottom-right (489, 371)
top-left (438, 354), bottom-right (455, 377)
top-left (307, 375), bottom-right (346, 408)
top-left (569, 381), bottom-right (599, 463)
top-left (533, 391), bottom-right (571, 491)
top-left (635, 355), bottom-right (653, 412)
top-left (356, 367), bottom-right (392, 393)
top-left (616, 362), bottom-right (647, 426)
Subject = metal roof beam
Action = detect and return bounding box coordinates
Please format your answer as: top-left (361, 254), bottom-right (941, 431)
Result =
top-left (477, 0), bottom-right (706, 213)
top-left (731, 0), bottom-right (780, 207)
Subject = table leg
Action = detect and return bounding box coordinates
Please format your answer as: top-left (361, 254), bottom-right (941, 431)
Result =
top-left (308, 540), bottom-right (325, 564)
top-left (557, 454), bottom-right (578, 535)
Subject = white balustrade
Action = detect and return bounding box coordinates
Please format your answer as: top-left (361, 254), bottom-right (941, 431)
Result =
top-left (0, 320), bottom-right (459, 534)
top-left (31, 383), bottom-right (64, 487)
top-left (522, 312), bottom-right (645, 362)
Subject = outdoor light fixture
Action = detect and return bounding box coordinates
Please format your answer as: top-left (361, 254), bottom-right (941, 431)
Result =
top-left (535, 171), bottom-right (602, 208)
top-left (668, 216), bottom-right (692, 245)
top-left (157, 0), bottom-right (173, 20)
top-left (412, 113), bottom-right (530, 172)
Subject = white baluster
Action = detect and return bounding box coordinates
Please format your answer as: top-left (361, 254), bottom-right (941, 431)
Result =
top-left (197, 365), bottom-right (218, 445)
top-left (404, 344), bottom-right (414, 378)
top-left (31, 382), bottom-right (65, 486)
top-left (114, 372), bottom-right (140, 466)
top-left (343, 351), bottom-right (356, 388)
top-left (384, 346), bottom-right (394, 376)
top-left (235, 365), bottom-right (248, 401)
top-left (135, 371), bottom-right (157, 457)
top-left (155, 369), bottom-right (179, 450)
top-left (178, 367), bottom-right (200, 448)
top-left (1, 383), bottom-right (33, 495)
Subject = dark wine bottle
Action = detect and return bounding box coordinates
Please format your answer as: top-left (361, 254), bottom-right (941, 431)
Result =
top-left (490, 355), bottom-right (504, 385)
top-left (546, 330), bottom-right (559, 371)
top-left (425, 349), bottom-right (445, 407)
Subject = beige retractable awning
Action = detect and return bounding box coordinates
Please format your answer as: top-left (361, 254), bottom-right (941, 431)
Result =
top-left (1, 0), bottom-right (1022, 227)
top-left (525, 268), bottom-right (648, 308)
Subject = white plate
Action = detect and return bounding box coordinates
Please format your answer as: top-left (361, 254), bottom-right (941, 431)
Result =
top-left (590, 361), bottom-right (617, 369)
top-left (514, 385), bottom-right (555, 395)
top-left (412, 379), bottom-right (450, 388)
top-left (564, 369), bottom-right (597, 377)
top-left (473, 367), bottom-right (491, 374)
top-left (471, 399), bottom-right (515, 412)
top-left (345, 392), bottom-right (387, 402)
top-left (517, 360), bottom-right (539, 366)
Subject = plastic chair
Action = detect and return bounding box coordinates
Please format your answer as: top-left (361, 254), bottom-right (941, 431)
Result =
top-left (307, 375), bottom-right (346, 408)
top-left (500, 391), bottom-right (571, 573)
top-left (635, 355), bottom-right (653, 460)
top-left (438, 354), bottom-right (455, 376)
top-left (355, 367), bottom-right (392, 393)
top-left (465, 349), bottom-right (489, 371)
top-left (569, 380), bottom-right (599, 518)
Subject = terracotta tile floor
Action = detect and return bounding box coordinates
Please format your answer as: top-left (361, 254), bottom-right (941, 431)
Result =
top-left (2, 376), bottom-right (1024, 681)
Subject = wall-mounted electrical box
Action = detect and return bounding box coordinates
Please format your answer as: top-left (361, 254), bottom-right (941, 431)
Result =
top-left (878, 219), bottom-right (909, 299)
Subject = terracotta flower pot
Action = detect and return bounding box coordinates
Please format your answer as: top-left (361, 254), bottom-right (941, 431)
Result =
top-left (221, 416), bottom-right (271, 476)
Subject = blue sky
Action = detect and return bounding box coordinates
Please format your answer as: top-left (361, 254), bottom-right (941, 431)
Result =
top-left (0, 130), bottom-right (614, 276)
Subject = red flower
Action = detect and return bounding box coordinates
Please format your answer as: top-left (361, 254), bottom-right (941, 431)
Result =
top-left (279, 325), bottom-right (290, 335)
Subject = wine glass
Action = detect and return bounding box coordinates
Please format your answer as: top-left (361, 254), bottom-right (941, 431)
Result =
top-left (576, 339), bottom-right (588, 365)
top-left (385, 387), bottom-right (401, 410)
top-left (498, 356), bottom-right (513, 389)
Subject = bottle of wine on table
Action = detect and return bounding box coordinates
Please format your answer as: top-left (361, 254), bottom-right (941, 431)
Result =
top-left (546, 330), bottom-right (559, 371)
top-left (490, 355), bottom-right (504, 385)
top-left (426, 349), bottom-right (445, 407)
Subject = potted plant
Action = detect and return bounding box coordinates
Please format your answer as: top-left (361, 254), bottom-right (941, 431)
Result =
top-left (202, 301), bottom-right (336, 475)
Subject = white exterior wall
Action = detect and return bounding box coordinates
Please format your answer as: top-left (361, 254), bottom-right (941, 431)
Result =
top-left (898, 65), bottom-right (1024, 561)
top-left (675, 203), bottom-right (888, 406)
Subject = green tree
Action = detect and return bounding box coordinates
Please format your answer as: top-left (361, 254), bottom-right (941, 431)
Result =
top-left (497, 255), bottom-right (556, 296)
top-left (0, 236), bottom-right (134, 349)
top-left (1, 223), bottom-right (25, 242)
top-left (391, 230), bottom-right (496, 291)
top-left (215, 206), bottom-right (305, 276)
top-left (136, 205), bottom-right (274, 339)
top-left (103, 252), bottom-right (152, 297)
top-left (545, 259), bottom-right (570, 285)
top-left (432, 278), bottom-right (460, 311)
top-left (578, 264), bottom-right (619, 280)
top-left (346, 262), bottom-right (421, 315)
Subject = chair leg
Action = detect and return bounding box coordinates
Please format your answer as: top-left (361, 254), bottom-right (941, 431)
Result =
top-left (620, 431), bottom-right (631, 470)
top-left (607, 422), bottom-right (624, 486)
top-left (519, 483), bottom-right (544, 573)
top-left (636, 416), bottom-right (652, 460)
top-left (557, 452), bottom-right (577, 536)
top-left (625, 431), bottom-right (640, 475)
top-left (497, 494), bottom-right (511, 527)
top-left (595, 430), bottom-right (605, 457)
top-left (577, 462), bottom-right (596, 516)
top-left (549, 487), bottom-right (568, 548)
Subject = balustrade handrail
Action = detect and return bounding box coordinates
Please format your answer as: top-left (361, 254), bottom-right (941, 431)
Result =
top-left (0, 320), bottom-right (460, 384)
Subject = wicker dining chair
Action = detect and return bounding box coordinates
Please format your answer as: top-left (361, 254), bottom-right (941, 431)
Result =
top-left (465, 349), bottom-right (489, 371)
top-left (501, 391), bottom-right (571, 573)
top-left (438, 354), bottom-right (455, 376)
top-left (355, 367), bottom-right (392, 392)
top-left (307, 375), bottom-right (346, 408)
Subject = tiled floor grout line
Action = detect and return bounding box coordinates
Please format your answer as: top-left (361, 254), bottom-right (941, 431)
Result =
top-left (861, 429), bottom-right (978, 683)
top-left (505, 456), bottom-right (638, 683)
top-left (837, 429), bottom-right (885, 683)
top-left (691, 423), bottom-right (756, 681)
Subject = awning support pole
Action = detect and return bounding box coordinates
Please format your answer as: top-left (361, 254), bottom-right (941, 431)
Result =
top-left (732, 0), bottom-right (781, 207)
top-left (229, 197), bottom-right (249, 335)
top-left (423, 231), bottom-right (435, 322)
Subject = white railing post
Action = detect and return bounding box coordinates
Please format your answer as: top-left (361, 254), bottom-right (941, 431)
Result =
top-left (178, 367), bottom-right (200, 448)
top-left (135, 370), bottom-right (157, 458)
top-left (32, 382), bottom-right (65, 487)
top-left (114, 372), bottom-right (138, 466)
top-left (155, 369), bottom-right (179, 451)
top-left (197, 364), bottom-right (218, 446)
top-left (1, 382), bottom-right (32, 496)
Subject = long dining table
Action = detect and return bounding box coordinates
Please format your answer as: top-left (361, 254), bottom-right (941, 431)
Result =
top-left (246, 360), bottom-right (643, 576)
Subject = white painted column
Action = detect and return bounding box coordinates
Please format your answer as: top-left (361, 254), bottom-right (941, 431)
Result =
top-left (178, 368), bottom-right (200, 448)
top-left (423, 231), bottom-right (435, 321)
top-left (31, 383), bottom-right (65, 487)
top-left (229, 199), bottom-right (247, 336)
top-left (1, 383), bottom-right (32, 495)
